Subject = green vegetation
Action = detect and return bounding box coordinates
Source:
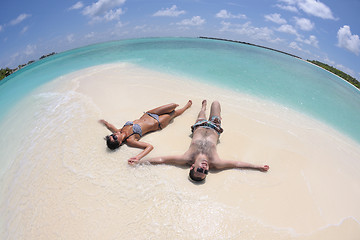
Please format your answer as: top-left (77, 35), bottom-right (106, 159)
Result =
top-left (0, 52), bottom-right (56, 82)
top-left (307, 60), bottom-right (360, 90)
top-left (0, 68), bottom-right (14, 81)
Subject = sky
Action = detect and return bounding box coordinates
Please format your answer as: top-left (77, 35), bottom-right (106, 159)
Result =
top-left (1, 0), bottom-right (359, 79)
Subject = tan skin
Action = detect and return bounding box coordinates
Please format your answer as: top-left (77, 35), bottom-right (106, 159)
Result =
top-left (129, 100), bottom-right (269, 181)
top-left (100, 100), bottom-right (192, 161)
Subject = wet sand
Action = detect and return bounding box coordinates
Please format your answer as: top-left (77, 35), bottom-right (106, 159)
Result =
top-left (1, 63), bottom-right (360, 239)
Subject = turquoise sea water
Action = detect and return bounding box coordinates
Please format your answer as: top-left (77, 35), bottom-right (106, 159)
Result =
top-left (1, 37), bottom-right (360, 143)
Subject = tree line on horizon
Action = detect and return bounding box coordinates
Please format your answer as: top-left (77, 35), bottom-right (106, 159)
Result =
top-left (0, 52), bottom-right (56, 82)
top-left (307, 60), bottom-right (360, 90)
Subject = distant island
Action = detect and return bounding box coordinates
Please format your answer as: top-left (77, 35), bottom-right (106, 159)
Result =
top-left (306, 60), bottom-right (360, 89)
top-left (199, 36), bottom-right (303, 59)
top-left (0, 52), bottom-right (56, 81)
top-left (200, 36), bottom-right (359, 90)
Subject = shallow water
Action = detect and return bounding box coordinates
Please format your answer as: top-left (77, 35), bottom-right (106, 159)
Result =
top-left (1, 38), bottom-right (360, 239)
top-left (1, 38), bottom-right (360, 143)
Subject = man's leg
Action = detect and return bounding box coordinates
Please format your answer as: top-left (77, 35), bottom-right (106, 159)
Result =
top-left (195, 100), bottom-right (207, 122)
top-left (209, 101), bottom-right (221, 122)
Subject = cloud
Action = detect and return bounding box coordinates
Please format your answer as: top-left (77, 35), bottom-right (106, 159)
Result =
top-left (277, 0), bottom-right (335, 20)
top-left (219, 21), bottom-right (282, 43)
top-left (276, 4), bottom-right (298, 12)
top-left (21, 26), bottom-right (29, 34)
top-left (0, 25), bottom-right (3, 32)
top-left (277, 24), bottom-right (298, 35)
top-left (134, 25), bottom-right (147, 31)
top-left (177, 16), bottom-right (205, 26)
top-left (85, 32), bottom-right (95, 39)
top-left (279, 0), bottom-right (298, 4)
top-left (10, 13), bottom-right (31, 26)
top-left (24, 44), bottom-right (36, 55)
top-left (215, 10), bottom-right (246, 19)
top-left (67, 34), bottom-right (75, 43)
top-left (294, 17), bottom-right (314, 31)
top-left (297, 35), bottom-right (318, 47)
top-left (69, 1), bottom-right (84, 10)
top-left (103, 8), bottom-right (124, 21)
top-left (153, 5), bottom-right (185, 17)
top-left (337, 25), bottom-right (360, 55)
top-left (264, 13), bottom-right (287, 24)
top-left (306, 35), bottom-right (318, 47)
top-left (289, 41), bottom-right (302, 50)
top-left (298, 0), bottom-right (335, 20)
top-left (115, 21), bottom-right (127, 28)
top-left (82, 0), bottom-right (126, 20)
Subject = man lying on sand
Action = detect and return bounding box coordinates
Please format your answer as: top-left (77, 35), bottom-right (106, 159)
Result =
top-left (100, 100), bottom-right (192, 161)
top-left (129, 100), bottom-right (269, 182)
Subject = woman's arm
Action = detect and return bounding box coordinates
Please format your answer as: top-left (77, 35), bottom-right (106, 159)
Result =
top-left (126, 140), bottom-right (154, 162)
top-left (99, 119), bottom-right (119, 133)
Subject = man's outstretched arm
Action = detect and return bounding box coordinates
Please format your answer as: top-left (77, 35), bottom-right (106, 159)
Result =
top-left (128, 155), bottom-right (189, 166)
top-left (214, 159), bottom-right (269, 172)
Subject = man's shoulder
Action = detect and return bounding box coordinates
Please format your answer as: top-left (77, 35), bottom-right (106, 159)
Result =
top-left (182, 152), bottom-right (194, 165)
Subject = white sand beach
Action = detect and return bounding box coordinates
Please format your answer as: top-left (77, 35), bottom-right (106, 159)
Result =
top-left (1, 63), bottom-right (360, 239)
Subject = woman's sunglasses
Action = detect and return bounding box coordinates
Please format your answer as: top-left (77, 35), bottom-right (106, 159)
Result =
top-left (106, 134), bottom-right (118, 141)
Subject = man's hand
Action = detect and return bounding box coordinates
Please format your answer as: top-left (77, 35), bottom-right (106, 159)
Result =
top-left (99, 119), bottom-right (107, 124)
top-left (128, 156), bottom-right (140, 165)
top-left (260, 165), bottom-right (270, 172)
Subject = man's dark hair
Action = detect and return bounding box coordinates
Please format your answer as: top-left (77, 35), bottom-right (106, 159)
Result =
top-left (189, 168), bottom-right (206, 182)
top-left (106, 137), bottom-right (120, 150)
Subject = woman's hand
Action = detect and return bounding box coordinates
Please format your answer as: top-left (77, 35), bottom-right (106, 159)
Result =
top-left (128, 156), bottom-right (140, 165)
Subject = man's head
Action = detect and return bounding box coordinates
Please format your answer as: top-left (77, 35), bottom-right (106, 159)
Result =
top-left (105, 133), bottom-right (122, 150)
top-left (189, 157), bottom-right (209, 182)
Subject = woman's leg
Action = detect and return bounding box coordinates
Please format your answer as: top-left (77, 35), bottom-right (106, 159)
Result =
top-left (158, 100), bottom-right (192, 128)
top-left (147, 103), bottom-right (179, 115)
top-left (173, 100), bottom-right (192, 118)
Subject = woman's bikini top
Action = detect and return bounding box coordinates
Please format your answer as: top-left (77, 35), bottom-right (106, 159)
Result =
top-left (122, 113), bottom-right (161, 142)
top-left (123, 121), bottom-right (142, 141)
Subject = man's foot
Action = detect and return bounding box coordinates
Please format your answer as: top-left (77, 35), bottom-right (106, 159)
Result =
top-left (201, 100), bottom-right (207, 111)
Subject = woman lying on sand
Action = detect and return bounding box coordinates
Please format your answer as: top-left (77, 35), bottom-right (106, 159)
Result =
top-left (99, 100), bottom-right (192, 161)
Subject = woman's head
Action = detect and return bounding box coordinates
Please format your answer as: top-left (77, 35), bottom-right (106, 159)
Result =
top-left (105, 133), bottom-right (121, 150)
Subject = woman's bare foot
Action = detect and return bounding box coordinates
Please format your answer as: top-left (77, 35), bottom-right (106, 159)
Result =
top-left (185, 100), bottom-right (192, 109)
top-left (173, 100), bottom-right (192, 117)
